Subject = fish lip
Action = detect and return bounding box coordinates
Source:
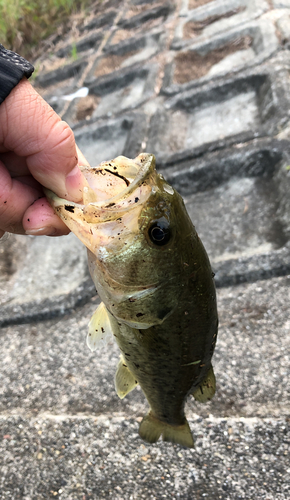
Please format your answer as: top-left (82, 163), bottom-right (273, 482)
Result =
top-left (44, 190), bottom-right (83, 212)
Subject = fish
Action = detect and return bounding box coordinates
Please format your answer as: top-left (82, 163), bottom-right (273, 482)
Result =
top-left (45, 153), bottom-right (218, 448)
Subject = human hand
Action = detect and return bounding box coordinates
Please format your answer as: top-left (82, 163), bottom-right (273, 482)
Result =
top-left (0, 78), bottom-right (88, 238)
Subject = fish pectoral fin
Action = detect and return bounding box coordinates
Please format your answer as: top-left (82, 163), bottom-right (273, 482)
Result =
top-left (87, 302), bottom-right (112, 351)
top-left (114, 357), bottom-right (138, 399)
top-left (191, 364), bottom-right (216, 403)
top-left (139, 412), bottom-right (194, 448)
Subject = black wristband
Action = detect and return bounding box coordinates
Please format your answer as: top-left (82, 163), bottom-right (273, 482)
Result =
top-left (0, 44), bottom-right (34, 105)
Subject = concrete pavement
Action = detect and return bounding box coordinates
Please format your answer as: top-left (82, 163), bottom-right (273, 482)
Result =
top-left (1, 0), bottom-right (290, 498)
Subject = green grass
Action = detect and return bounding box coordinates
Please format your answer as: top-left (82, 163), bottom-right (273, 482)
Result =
top-left (71, 41), bottom-right (78, 61)
top-left (0, 0), bottom-right (95, 59)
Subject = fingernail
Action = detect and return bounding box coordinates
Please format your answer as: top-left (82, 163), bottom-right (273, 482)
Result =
top-left (25, 226), bottom-right (58, 236)
top-left (65, 165), bottom-right (86, 202)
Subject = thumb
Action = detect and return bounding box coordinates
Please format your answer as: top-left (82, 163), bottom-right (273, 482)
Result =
top-left (0, 78), bottom-right (87, 201)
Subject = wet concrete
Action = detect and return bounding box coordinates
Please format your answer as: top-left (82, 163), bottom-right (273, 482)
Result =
top-left (1, 0), bottom-right (290, 498)
top-left (1, 277), bottom-right (290, 499)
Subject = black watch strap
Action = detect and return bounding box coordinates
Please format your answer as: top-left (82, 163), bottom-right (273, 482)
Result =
top-left (0, 44), bottom-right (34, 105)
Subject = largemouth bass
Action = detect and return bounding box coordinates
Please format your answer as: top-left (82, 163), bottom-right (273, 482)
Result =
top-left (46, 153), bottom-right (218, 448)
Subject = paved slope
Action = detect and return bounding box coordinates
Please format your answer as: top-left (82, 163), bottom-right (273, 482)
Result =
top-left (1, 0), bottom-right (290, 498)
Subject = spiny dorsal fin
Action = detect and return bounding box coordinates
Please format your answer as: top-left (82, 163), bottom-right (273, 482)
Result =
top-left (192, 364), bottom-right (216, 403)
top-left (87, 302), bottom-right (112, 351)
top-left (114, 357), bottom-right (138, 399)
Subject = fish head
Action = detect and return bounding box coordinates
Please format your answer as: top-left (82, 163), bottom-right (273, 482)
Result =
top-left (46, 153), bottom-right (196, 329)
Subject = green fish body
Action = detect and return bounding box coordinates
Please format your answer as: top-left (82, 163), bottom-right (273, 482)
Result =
top-left (46, 153), bottom-right (218, 448)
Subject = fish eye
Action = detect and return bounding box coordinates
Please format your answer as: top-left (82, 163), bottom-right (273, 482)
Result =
top-left (148, 218), bottom-right (171, 246)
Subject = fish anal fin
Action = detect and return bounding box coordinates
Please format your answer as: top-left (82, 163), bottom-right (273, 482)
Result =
top-left (87, 302), bottom-right (112, 352)
top-left (114, 357), bottom-right (138, 399)
top-left (192, 364), bottom-right (216, 403)
top-left (139, 412), bottom-right (194, 448)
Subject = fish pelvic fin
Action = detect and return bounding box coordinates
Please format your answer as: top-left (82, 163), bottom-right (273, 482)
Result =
top-left (192, 364), bottom-right (216, 403)
top-left (114, 357), bottom-right (138, 399)
top-left (87, 302), bottom-right (112, 351)
top-left (139, 412), bottom-right (194, 448)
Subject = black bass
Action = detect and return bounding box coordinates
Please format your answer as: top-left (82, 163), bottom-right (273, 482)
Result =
top-left (46, 153), bottom-right (218, 448)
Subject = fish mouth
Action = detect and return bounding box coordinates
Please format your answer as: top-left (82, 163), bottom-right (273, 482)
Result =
top-left (45, 153), bottom-right (155, 253)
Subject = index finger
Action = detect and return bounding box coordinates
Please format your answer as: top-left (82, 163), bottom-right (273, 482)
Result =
top-left (0, 78), bottom-right (87, 202)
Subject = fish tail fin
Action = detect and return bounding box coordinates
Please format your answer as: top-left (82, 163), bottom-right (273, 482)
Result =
top-left (139, 412), bottom-right (194, 448)
top-left (192, 364), bottom-right (216, 403)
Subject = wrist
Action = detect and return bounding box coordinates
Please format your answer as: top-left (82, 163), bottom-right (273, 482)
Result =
top-left (0, 44), bottom-right (34, 105)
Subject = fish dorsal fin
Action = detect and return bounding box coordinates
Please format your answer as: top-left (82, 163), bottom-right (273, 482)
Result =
top-left (114, 357), bottom-right (138, 399)
top-left (191, 364), bottom-right (216, 403)
top-left (87, 302), bottom-right (112, 351)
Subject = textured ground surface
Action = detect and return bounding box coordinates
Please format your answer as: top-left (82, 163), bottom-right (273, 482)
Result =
top-left (1, 0), bottom-right (290, 498)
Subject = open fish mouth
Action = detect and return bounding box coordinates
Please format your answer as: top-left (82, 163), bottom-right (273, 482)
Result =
top-left (44, 153), bottom-right (155, 253)
top-left (45, 153), bottom-right (155, 220)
